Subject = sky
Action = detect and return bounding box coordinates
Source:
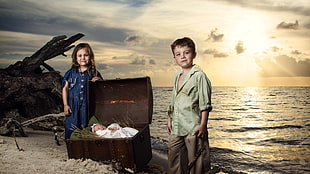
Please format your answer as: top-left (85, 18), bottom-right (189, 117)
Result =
top-left (0, 0), bottom-right (309, 87)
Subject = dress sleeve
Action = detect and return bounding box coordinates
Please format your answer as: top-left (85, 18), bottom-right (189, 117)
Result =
top-left (62, 69), bottom-right (72, 89)
top-left (97, 71), bottom-right (103, 80)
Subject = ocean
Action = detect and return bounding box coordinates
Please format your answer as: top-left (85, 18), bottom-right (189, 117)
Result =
top-left (149, 86), bottom-right (310, 173)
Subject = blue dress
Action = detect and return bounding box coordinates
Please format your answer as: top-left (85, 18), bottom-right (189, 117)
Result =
top-left (62, 68), bottom-right (102, 139)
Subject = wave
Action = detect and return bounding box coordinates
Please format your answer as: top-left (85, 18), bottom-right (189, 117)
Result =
top-left (210, 117), bottom-right (239, 121)
top-left (210, 147), bottom-right (290, 174)
top-left (223, 125), bottom-right (303, 133)
top-left (257, 138), bottom-right (303, 145)
top-left (151, 137), bottom-right (289, 174)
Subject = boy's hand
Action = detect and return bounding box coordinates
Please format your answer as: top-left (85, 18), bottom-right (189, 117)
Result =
top-left (195, 110), bottom-right (208, 137)
top-left (194, 125), bottom-right (206, 137)
top-left (167, 117), bottom-right (172, 134)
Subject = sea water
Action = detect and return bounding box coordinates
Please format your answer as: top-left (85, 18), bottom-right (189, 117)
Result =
top-left (150, 86), bottom-right (310, 173)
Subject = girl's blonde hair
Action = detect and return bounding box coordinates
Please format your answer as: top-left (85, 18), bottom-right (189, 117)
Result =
top-left (71, 43), bottom-right (98, 76)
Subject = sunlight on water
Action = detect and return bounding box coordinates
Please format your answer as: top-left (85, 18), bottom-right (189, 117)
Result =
top-left (150, 86), bottom-right (310, 173)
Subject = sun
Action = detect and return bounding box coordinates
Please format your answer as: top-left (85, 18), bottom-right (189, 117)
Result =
top-left (226, 9), bottom-right (274, 55)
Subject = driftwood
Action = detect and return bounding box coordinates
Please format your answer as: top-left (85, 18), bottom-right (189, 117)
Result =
top-left (21, 112), bottom-right (65, 126)
top-left (0, 113), bottom-right (66, 147)
top-left (21, 112), bottom-right (66, 145)
top-left (0, 33), bottom-right (84, 120)
top-left (0, 118), bottom-right (27, 137)
top-left (5, 33), bottom-right (85, 76)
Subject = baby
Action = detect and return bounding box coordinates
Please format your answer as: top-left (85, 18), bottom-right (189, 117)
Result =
top-left (91, 123), bottom-right (138, 138)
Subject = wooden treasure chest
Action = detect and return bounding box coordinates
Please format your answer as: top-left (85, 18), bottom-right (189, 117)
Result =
top-left (66, 77), bottom-right (153, 172)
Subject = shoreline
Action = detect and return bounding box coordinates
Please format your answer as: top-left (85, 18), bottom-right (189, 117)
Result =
top-left (1, 128), bottom-right (232, 174)
top-left (0, 127), bottom-right (168, 174)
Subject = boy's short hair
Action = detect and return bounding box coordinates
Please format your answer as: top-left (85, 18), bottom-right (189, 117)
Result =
top-left (170, 37), bottom-right (196, 55)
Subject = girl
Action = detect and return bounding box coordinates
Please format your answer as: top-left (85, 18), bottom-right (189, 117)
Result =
top-left (62, 43), bottom-right (103, 139)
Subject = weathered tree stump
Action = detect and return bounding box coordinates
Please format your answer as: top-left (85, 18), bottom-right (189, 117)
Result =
top-left (0, 33), bottom-right (85, 121)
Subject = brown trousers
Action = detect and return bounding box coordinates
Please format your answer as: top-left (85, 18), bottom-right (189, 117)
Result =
top-left (168, 133), bottom-right (210, 174)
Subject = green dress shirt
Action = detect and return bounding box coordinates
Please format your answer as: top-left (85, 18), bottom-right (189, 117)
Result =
top-left (168, 65), bottom-right (212, 136)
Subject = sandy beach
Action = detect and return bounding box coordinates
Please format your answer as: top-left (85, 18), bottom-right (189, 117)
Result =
top-left (0, 128), bottom-right (168, 174)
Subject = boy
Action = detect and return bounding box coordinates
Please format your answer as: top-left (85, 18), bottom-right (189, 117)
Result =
top-left (167, 37), bottom-right (212, 174)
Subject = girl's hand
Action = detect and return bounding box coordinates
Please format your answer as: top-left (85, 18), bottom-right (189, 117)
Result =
top-left (91, 76), bottom-right (101, 82)
top-left (167, 117), bottom-right (172, 134)
top-left (64, 105), bottom-right (72, 116)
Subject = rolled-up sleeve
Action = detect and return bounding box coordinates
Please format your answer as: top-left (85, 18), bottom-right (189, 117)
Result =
top-left (198, 72), bottom-right (212, 112)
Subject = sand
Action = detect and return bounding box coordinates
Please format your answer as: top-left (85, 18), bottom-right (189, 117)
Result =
top-left (0, 128), bottom-right (167, 174)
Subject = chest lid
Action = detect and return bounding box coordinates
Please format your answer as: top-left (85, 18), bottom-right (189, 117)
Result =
top-left (88, 77), bottom-right (153, 126)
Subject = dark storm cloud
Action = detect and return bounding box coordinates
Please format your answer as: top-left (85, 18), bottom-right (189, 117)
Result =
top-left (206, 28), bottom-right (224, 42)
top-left (0, 0), bottom-right (131, 43)
top-left (276, 20), bottom-right (299, 30)
top-left (235, 41), bottom-right (246, 54)
top-left (256, 55), bottom-right (310, 77)
top-left (92, 0), bottom-right (151, 7)
top-left (203, 48), bottom-right (229, 58)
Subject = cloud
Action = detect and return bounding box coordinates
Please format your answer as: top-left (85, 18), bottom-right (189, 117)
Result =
top-left (113, 53), bottom-right (156, 66)
top-left (276, 20), bottom-right (299, 30)
top-left (124, 34), bottom-right (161, 48)
top-left (291, 50), bottom-right (302, 55)
top-left (0, 31), bottom-right (53, 55)
top-left (203, 49), bottom-right (228, 58)
top-left (124, 35), bottom-right (144, 46)
top-left (214, 0), bottom-right (310, 17)
top-left (0, 0), bottom-right (132, 43)
top-left (256, 55), bottom-right (310, 77)
top-left (149, 59), bottom-right (156, 65)
top-left (271, 46), bottom-right (280, 52)
top-left (96, 63), bottom-right (109, 70)
top-left (304, 22), bottom-right (310, 30)
top-left (131, 58), bottom-right (146, 65)
top-left (125, 35), bottom-right (142, 42)
top-left (206, 28), bottom-right (224, 42)
top-left (235, 41), bottom-right (246, 54)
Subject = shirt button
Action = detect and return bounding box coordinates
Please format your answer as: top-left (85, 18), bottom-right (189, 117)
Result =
top-left (81, 85), bottom-right (84, 88)
top-left (80, 97), bottom-right (83, 100)
top-left (80, 91), bottom-right (83, 94)
top-left (81, 79), bottom-right (84, 82)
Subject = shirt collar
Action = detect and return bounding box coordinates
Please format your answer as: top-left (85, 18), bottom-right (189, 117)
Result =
top-left (175, 64), bottom-right (201, 92)
top-left (78, 68), bottom-right (91, 75)
top-left (177, 64), bottom-right (201, 77)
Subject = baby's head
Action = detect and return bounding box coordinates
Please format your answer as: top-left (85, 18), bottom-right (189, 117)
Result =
top-left (91, 124), bottom-right (106, 132)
